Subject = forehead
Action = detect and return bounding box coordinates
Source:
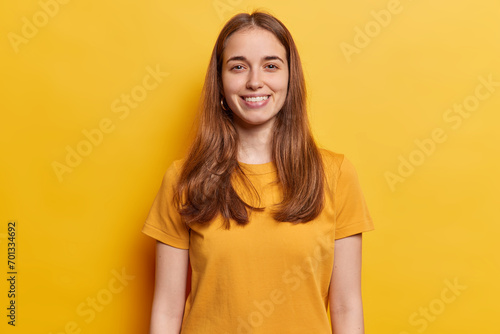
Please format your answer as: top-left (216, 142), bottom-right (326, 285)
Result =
top-left (223, 27), bottom-right (287, 61)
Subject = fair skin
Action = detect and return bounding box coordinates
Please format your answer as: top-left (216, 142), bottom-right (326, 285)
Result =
top-left (149, 27), bottom-right (365, 334)
top-left (330, 233), bottom-right (365, 334)
top-left (149, 241), bottom-right (188, 334)
top-left (222, 27), bottom-right (288, 164)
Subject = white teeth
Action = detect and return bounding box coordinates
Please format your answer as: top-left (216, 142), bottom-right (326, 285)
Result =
top-left (244, 95), bottom-right (269, 102)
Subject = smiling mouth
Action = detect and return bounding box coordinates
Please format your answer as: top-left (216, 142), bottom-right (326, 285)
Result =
top-left (241, 95), bottom-right (270, 102)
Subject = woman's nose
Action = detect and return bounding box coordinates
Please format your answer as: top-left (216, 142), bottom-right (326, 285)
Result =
top-left (246, 70), bottom-right (263, 90)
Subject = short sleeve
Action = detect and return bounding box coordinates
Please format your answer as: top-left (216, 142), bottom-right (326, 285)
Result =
top-left (334, 155), bottom-right (374, 239)
top-left (141, 161), bottom-right (190, 249)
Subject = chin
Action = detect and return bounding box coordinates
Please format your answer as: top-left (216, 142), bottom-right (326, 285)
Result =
top-left (235, 114), bottom-right (277, 128)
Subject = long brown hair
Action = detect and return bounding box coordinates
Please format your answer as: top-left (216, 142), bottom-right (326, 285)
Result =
top-left (174, 10), bottom-right (325, 229)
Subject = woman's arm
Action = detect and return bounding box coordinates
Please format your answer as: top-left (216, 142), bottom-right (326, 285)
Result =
top-left (329, 233), bottom-right (364, 334)
top-left (149, 240), bottom-right (189, 334)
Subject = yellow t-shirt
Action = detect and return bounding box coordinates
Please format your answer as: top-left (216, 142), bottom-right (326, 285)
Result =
top-left (141, 148), bottom-right (374, 334)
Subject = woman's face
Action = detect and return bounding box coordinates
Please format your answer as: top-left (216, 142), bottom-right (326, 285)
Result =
top-left (221, 27), bottom-right (289, 130)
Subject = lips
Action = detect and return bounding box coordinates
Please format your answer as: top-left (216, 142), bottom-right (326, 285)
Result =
top-left (241, 95), bottom-right (270, 101)
top-left (240, 95), bottom-right (271, 108)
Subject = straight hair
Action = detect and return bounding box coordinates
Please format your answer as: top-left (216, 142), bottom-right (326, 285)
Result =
top-left (174, 10), bottom-right (325, 229)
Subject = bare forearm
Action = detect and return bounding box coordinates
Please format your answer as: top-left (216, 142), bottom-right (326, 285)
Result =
top-left (149, 311), bottom-right (183, 334)
top-left (330, 234), bottom-right (365, 334)
top-left (331, 304), bottom-right (365, 334)
top-left (149, 292), bottom-right (185, 334)
top-left (150, 242), bottom-right (188, 334)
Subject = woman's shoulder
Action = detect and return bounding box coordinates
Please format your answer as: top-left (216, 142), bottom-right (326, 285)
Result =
top-left (318, 148), bottom-right (365, 186)
top-left (160, 157), bottom-right (188, 182)
top-left (171, 157), bottom-right (187, 171)
top-left (318, 147), bottom-right (345, 172)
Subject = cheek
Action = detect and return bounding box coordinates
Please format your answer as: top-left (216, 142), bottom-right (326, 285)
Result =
top-left (271, 74), bottom-right (289, 93)
top-left (221, 73), bottom-right (229, 95)
top-left (222, 75), bottom-right (244, 96)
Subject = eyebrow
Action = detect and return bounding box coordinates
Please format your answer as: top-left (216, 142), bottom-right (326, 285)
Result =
top-left (226, 55), bottom-right (285, 64)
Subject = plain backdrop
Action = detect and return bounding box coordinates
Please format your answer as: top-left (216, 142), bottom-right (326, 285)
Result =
top-left (1, 0), bottom-right (499, 333)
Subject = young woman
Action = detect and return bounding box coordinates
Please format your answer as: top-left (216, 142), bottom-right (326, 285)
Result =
top-left (142, 10), bottom-right (374, 334)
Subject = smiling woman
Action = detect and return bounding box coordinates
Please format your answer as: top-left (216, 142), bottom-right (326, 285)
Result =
top-left (141, 10), bottom-right (374, 334)
top-left (222, 28), bottom-right (289, 130)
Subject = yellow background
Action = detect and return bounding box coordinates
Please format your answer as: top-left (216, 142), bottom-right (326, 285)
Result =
top-left (1, 0), bottom-right (499, 333)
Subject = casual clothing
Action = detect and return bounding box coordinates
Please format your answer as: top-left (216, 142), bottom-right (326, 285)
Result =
top-left (141, 148), bottom-right (374, 333)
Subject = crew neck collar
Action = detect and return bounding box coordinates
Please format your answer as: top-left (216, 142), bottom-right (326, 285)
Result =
top-left (237, 160), bottom-right (277, 175)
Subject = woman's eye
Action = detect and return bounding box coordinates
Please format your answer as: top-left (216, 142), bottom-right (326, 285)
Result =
top-left (231, 65), bottom-right (244, 70)
top-left (266, 64), bottom-right (278, 69)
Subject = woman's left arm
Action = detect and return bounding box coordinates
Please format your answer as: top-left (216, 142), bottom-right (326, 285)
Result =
top-left (329, 233), bottom-right (364, 334)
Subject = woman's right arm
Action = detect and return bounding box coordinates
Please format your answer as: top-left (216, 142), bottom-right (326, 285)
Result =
top-left (149, 240), bottom-right (189, 334)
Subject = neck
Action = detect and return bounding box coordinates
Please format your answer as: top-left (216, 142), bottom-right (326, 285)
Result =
top-left (234, 120), bottom-right (274, 164)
